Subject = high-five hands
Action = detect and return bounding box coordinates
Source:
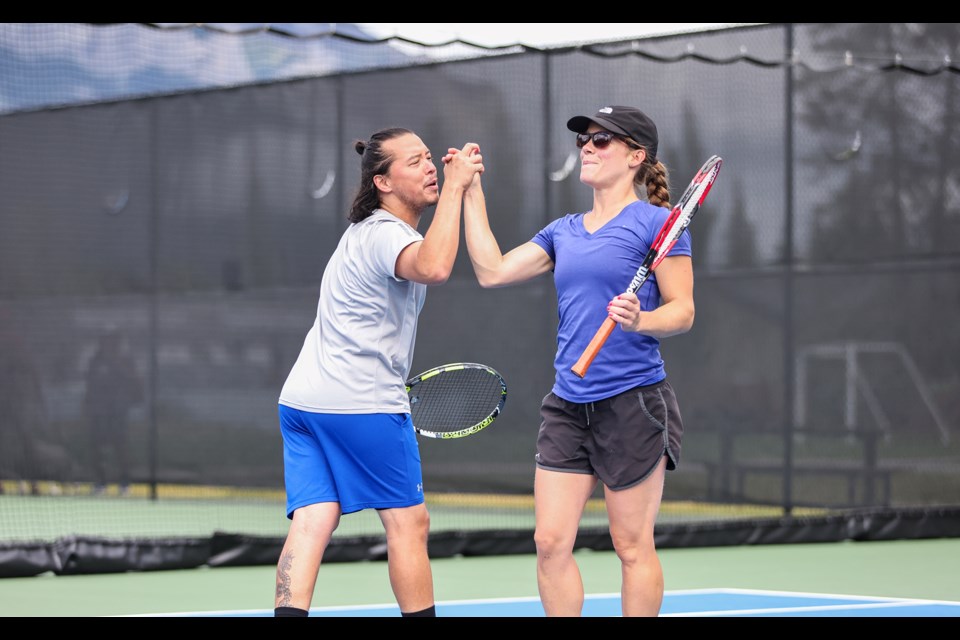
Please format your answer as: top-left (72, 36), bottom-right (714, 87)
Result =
top-left (442, 143), bottom-right (483, 190)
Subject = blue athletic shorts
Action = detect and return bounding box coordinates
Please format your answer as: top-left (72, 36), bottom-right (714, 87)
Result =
top-left (278, 405), bottom-right (425, 518)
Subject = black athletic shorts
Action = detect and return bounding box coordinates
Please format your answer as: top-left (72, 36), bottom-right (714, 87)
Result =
top-left (535, 379), bottom-right (683, 491)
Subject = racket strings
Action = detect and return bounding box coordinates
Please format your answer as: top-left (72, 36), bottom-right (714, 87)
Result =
top-left (409, 368), bottom-right (505, 434)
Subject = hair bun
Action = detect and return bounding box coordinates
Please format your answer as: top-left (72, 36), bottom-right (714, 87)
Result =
top-left (354, 140), bottom-right (367, 156)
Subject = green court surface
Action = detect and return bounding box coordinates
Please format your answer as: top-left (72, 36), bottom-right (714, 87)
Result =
top-left (0, 537), bottom-right (957, 617)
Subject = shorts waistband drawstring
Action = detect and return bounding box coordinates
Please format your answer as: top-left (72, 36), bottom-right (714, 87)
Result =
top-left (585, 402), bottom-right (596, 426)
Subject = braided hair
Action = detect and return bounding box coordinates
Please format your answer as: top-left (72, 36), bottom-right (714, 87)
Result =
top-left (633, 151), bottom-right (671, 209)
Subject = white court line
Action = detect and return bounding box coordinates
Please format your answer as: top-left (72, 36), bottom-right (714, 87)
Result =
top-left (683, 587), bottom-right (960, 606)
top-left (117, 588), bottom-right (960, 617)
top-left (662, 601), bottom-right (950, 617)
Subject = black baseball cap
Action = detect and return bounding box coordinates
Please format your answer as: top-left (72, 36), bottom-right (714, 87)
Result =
top-left (567, 105), bottom-right (659, 161)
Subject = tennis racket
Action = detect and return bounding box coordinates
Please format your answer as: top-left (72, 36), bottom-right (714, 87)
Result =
top-left (571, 155), bottom-right (723, 379)
top-left (406, 362), bottom-right (507, 439)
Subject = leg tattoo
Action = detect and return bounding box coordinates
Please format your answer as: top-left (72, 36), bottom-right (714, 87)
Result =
top-left (275, 550), bottom-right (294, 606)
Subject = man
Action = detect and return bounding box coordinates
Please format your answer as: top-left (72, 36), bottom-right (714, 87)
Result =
top-left (273, 127), bottom-right (483, 618)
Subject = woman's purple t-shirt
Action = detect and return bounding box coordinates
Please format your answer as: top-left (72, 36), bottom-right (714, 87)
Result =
top-left (531, 200), bottom-right (692, 403)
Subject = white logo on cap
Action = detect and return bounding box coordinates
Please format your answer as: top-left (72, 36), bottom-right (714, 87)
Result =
top-left (599, 107), bottom-right (613, 114)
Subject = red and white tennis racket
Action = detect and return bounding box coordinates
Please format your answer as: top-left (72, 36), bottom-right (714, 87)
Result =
top-left (571, 155), bottom-right (722, 378)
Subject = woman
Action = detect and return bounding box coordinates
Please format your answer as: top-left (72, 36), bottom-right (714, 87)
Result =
top-left (457, 105), bottom-right (693, 617)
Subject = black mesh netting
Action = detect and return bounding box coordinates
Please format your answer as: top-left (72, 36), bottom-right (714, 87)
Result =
top-left (1, 23), bottom-right (958, 574)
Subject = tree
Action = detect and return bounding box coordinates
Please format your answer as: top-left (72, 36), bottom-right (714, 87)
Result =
top-left (796, 23), bottom-right (960, 263)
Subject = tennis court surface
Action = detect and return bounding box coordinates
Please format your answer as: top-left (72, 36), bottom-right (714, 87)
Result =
top-left (138, 589), bottom-right (960, 617)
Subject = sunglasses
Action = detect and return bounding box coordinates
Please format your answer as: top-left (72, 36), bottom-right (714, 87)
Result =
top-left (575, 131), bottom-right (641, 150)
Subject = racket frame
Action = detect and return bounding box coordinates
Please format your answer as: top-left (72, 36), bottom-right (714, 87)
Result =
top-left (406, 362), bottom-right (508, 439)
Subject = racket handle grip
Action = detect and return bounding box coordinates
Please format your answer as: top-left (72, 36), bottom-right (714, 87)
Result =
top-left (571, 318), bottom-right (617, 378)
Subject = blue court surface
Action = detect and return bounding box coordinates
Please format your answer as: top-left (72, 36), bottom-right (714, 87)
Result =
top-left (157, 589), bottom-right (960, 617)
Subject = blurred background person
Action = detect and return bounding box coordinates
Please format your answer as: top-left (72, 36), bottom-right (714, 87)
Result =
top-left (83, 326), bottom-right (143, 496)
top-left (0, 310), bottom-right (45, 496)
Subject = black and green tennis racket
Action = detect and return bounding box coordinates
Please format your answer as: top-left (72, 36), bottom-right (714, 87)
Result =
top-left (406, 362), bottom-right (507, 439)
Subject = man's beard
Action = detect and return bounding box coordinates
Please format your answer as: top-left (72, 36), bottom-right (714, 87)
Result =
top-left (394, 189), bottom-right (438, 216)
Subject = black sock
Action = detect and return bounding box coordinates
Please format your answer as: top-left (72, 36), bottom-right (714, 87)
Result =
top-left (401, 605), bottom-right (436, 617)
top-left (274, 606), bottom-right (309, 617)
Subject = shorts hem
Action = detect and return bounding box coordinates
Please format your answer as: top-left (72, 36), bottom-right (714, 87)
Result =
top-left (535, 463), bottom-right (594, 476)
top-left (605, 451), bottom-right (669, 491)
top-left (286, 497), bottom-right (338, 520)
top-left (342, 497), bottom-right (425, 515)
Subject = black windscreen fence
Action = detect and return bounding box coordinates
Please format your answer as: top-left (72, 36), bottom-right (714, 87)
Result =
top-left (1, 23), bottom-right (958, 576)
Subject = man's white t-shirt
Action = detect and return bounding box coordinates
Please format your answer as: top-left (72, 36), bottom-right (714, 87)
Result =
top-left (279, 209), bottom-right (425, 414)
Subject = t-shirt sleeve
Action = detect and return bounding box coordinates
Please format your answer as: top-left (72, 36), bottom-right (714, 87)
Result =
top-left (669, 227), bottom-right (693, 257)
top-left (531, 218), bottom-right (561, 262)
top-left (370, 217), bottom-right (424, 281)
